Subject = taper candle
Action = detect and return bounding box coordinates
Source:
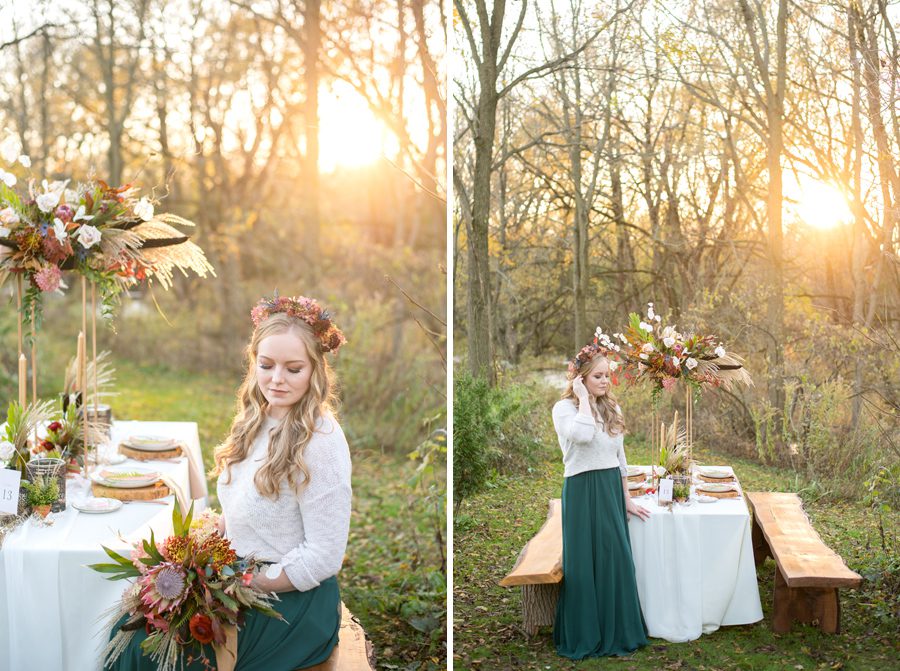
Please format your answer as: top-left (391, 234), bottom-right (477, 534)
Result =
top-left (18, 354), bottom-right (27, 406)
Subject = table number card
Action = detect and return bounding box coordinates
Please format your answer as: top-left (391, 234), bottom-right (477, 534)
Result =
top-left (0, 469), bottom-right (22, 515)
top-left (658, 477), bottom-right (673, 504)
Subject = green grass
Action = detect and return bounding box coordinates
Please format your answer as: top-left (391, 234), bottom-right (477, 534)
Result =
top-left (453, 437), bottom-right (899, 670)
top-left (88, 358), bottom-right (446, 669)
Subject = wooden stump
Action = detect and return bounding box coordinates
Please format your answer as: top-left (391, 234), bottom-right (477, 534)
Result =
top-left (521, 583), bottom-right (560, 636)
top-left (302, 604), bottom-right (375, 670)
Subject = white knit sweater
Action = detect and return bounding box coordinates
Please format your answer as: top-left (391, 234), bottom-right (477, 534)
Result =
top-left (552, 399), bottom-right (629, 478)
top-left (217, 412), bottom-right (352, 592)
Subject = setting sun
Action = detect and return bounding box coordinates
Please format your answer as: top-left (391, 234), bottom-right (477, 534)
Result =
top-left (791, 181), bottom-right (853, 230)
top-left (318, 83), bottom-right (389, 173)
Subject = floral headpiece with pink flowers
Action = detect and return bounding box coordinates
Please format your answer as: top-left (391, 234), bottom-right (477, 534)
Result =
top-left (567, 326), bottom-right (621, 374)
top-left (250, 293), bottom-right (347, 354)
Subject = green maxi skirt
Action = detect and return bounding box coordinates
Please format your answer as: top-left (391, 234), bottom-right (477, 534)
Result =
top-left (554, 468), bottom-right (648, 659)
top-left (106, 576), bottom-right (341, 671)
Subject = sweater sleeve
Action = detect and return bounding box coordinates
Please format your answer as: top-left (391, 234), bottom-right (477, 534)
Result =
top-left (615, 404), bottom-right (628, 475)
top-left (617, 438), bottom-right (628, 476)
top-left (552, 400), bottom-right (596, 445)
top-left (267, 425), bottom-right (352, 592)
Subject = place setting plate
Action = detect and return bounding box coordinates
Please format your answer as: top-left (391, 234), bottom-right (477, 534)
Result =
top-left (91, 465), bottom-right (161, 489)
top-left (627, 466), bottom-right (646, 482)
top-left (696, 466), bottom-right (732, 479)
top-left (121, 434), bottom-right (177, 452)
top-left (72, 497), bottom-right (123, 514)
top-left (696, 482), bottom-right (736, 493)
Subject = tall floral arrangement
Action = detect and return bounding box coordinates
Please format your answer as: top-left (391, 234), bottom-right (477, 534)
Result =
top-left (90, 502), bottom-right (281, 671)
top-left (614, 303), bottom-right (753, 395)
top-left (0, 139), bottom-right (214, 326)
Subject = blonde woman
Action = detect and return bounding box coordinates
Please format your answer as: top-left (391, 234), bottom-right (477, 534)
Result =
top-left (107, 295), bottom-right (351, 670)
top-left (551, 340), bottom-right (649, 659)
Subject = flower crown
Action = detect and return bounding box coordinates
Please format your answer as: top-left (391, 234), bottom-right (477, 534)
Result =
top-left (567, 327), bottom-right (621, 374)
top-left (250, 294), bottom-right (347, 353)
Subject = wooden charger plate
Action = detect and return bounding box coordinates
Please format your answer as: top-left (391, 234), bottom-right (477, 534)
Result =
top-left (118, 443), bottom-right (183, 461)
top-left (628, 487), bottom-right (646, 498)
top-left (694, 487), bottom-right (740, 499)
top-left (697, 474), bottom-right (736, 484)
top-left (91, 480), bottom-right (170, 501)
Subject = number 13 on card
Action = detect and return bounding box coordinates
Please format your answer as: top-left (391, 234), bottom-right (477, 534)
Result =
top-left (0, 469), bottom-right (22, 515)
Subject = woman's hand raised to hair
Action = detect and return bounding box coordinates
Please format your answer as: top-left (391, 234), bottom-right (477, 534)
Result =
top-left (572, 375), bottom-right (591, 405)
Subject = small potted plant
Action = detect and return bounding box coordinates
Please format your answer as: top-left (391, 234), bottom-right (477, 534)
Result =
top-left (22, 473), bottom-right (60, 518)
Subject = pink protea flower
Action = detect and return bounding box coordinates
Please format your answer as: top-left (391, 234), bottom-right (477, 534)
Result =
top-left (139, 563), bottom-right (188, 614)
top-left (34, 266), bottom-right (61, 292)
top-left (55, 204), bottom-right (75, 222)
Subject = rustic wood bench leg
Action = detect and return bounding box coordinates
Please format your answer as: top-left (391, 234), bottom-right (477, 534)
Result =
top-left (773, 567), bottom-right (842, 634)
top-left (751, 513), bottom-right (772, 567)
top-left (520, 583), bottom-right (560, 637)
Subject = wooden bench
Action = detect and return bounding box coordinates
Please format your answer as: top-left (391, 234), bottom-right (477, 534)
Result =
top-left (304, 604), bottom-right (376, 670)
top-left (499, 499), bottom-right (562, 636)
top-left (746, 492), bottom-right (862, 634)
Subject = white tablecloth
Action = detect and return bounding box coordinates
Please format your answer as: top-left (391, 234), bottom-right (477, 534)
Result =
top-left (0, 420), bottom-right (207, 671)
top-left (628, 466), bottom-right (764, 642)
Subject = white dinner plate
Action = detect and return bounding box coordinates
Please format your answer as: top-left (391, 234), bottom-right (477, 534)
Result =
top-left (92, 466), bottom-right (160, 489)
top-left (628, 480), bottom-right (645, 490)
top-left (695, 495), bottom-right (718, 504)
top-left (697, 466), bottom-right (732, 479)
top-left (72, 497), bottom-right (123, 514)
top-left (627, 466), bottom-right (644, 477)
top-left (696, 482), bottom-right (736, 493)
top-left (124, 435), bottom-right (176, 451)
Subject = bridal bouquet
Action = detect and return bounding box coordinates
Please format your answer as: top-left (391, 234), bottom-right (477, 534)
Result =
top-left (89, 502), bottom-right (281, 671)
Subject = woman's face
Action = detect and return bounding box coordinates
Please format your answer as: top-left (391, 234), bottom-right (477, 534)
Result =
top-left (256, 330), bottom-right (314, 419)
top-left (583, 358), bottom-right (610, 398)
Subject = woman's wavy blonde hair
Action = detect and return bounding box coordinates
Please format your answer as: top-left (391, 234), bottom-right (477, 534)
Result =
top-left (214, 313), bottom-right (338, 498)
top-left (561, 354), bottom-right (625, 435)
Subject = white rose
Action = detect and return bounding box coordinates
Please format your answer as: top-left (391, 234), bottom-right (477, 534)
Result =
top-left (36, 191), bottom-right (60, 213)
top-left (0, 206), bottom-right (19, 225)
top-left (77, 224), bottom-right (102, 249)
top-left (715, 345), bottom-right (726, 358)
top-left (686, 357), bottom-right (698, 370)
top-left (663, 336), bottom-right (675, 348)
top-left (639, 353), bottom-right (649, 360)
top-left (53, 218), bottom-right (68, 240)
top-left (642, 342), bottom-right (655, 353)
top-left (0, 439), bottom-right (15, 461)
top-left (134, 197), bottom-right (154, 221)
top-left (18, 155), bottom-right (31, 168)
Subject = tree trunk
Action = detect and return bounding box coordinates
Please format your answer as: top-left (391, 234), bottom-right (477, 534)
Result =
top-left (303, 0), bottom-right (322, 276)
